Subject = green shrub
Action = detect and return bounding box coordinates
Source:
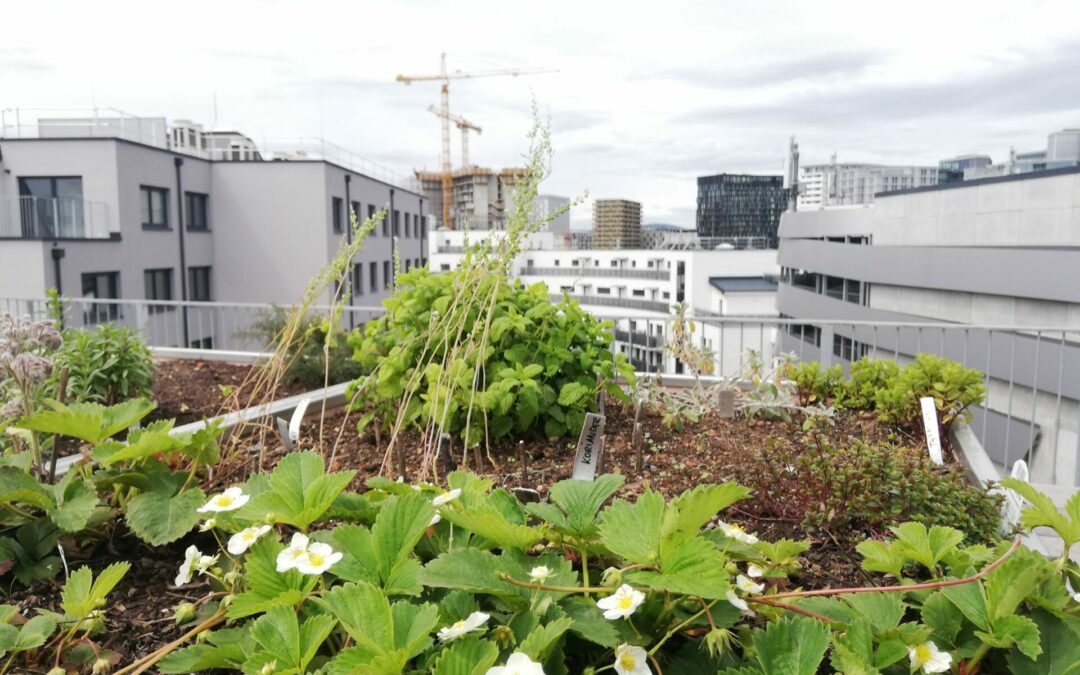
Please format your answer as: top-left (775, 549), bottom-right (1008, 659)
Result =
top-left (348, 267), bottom-right (633, 445)
top-left (875, 353), bottom-right (986, 430)
top-left (56, 323), bottom-right (153, 405)
top-left (754, 430), bottom-right (1002, 543)
top-left (845, 356), bottom-right (900, 409)
top-left (785, 361), bottom-right (845, 407)
top-left (243, 306), bottom-right (364, 388)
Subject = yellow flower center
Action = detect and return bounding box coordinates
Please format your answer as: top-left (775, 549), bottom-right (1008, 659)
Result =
top-left (308, 552), bottom-right (325, 567)
top-left (619, 653), bottom-right (636, 669)
top-left (914, 645), bottom-right (931, 663)
top-left (730, 524), bottom-right (744, 534)
top-left (215, 496), bottom-right (233, 507)
top-left (618, 596), bottom-right (634, 610)
top-left (242, 531), bottom-right (255, 541)
top-left (452, 620), bottom-right (466, 630)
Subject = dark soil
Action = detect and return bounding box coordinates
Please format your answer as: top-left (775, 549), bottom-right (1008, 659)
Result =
top-left (150, 359), bottom-right (307, 426)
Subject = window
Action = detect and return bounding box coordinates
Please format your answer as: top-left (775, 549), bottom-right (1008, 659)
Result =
top-left (419, 214), bottom-right (426, 239)
top-left (370, 262), bottom-right (378, 291)
top-left (190, 337), bottom-right (214, 349)
top-left (368, 204), bottom-right (377, 231)
top-left (403, 213), bottom-right (410, 238)
top-left (662, 291), bottom-right (670, 300)
top-left (610, 260), bottom-right (618, 267)
top-left (597, 287), bottom-right (611, 295)
top-left (144, 268), bottom-right (174, 313)
top-left (17, 177), bottom-right (85, 237)
top-left (354, 263), bottom-right (364, 296)
top-left (440, 263), bottom-right (451, 271)
top-left (632, 289), bottom-right (645, 297)
top-left (393, 210), bottom-right (400, 236)
top-left (140, 186), bottom-right (169, 229)
top-left (332, 197), bottom-right (344, 234)
top-left (81, 271), bottom-right (119, 323)
top-left (383, 261), bottom-right (392, 289)
top-left (185, 192), bottom-right (209, 231)
top-left (189, 266), bottom-right (212, 301)
top-left (554, 260), bottom-right (560, 267)
top-left (351, 201), bottom-right (361, 229)
top-left (833, 334), bottom-right (855, 361)
top-left (381, 208), bottom-right (389, 236)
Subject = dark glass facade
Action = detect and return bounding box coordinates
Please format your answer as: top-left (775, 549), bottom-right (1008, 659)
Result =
top-left (695, 174), bottom-right (785, 246)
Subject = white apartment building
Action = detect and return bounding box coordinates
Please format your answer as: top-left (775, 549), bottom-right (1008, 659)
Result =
top-left (798, 161), bottom-right (939, 209)
top-left (428, 229), bottom-right (779, 376)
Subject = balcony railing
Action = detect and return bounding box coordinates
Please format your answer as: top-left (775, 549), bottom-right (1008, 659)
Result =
top-left (0, 196), bottom-right (113, 239)
top-left (551, 293), bottom-right (670, 313)
top-left (4, 295), bottom-right (1080, 489)
top-left (522, 266), bottom-right (670, 280)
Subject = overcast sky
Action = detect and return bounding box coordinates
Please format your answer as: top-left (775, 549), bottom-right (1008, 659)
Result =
top-left (5, 0), bottom-right (1080, 228)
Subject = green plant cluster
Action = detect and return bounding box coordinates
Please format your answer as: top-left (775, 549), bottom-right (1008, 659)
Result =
top-left (348, 267), bottom-right (634, 445)
top-left (55, 323), bottom-right (154, 405)
top-left (783, 355), bottom-right (986, 432)
top-left (244, 306), bottom-right (364, 388)
top-left (753, 423), bottom-right (1002, 543)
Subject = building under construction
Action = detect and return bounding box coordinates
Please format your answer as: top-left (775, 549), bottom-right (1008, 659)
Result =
top-left (417, 166), bottom-right (527, 230)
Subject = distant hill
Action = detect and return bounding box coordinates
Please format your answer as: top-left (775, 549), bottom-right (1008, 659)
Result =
top-left (643, 223), bottom-right (692, 232)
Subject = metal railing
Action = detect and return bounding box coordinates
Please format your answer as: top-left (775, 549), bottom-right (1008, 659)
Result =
top-left (522, 266), bottom-right (670, 280)
top-left (3, 296), bottom-right (1079, 489)
top-left (550, 293), bottom-right (670, 313)
top-left (0, 196), bottom-right (113, 239)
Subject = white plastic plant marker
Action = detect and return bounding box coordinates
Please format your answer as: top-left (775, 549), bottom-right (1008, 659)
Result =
top-left (1002, 459), bottom-right (1030, 529)
top-left (920, 396), bottom-right (943, 465)
top-left (289, 397), bottom-right (312, 444)
top-left (571, 412), bottom-right (605, 481)
top-left (275, 417), bottom-right (294, 453)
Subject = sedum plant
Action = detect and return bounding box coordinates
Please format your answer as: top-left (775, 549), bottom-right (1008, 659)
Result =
top-left (55, 323), bottom-right (154, 405)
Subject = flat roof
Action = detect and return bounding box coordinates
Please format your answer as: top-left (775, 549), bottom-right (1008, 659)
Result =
top-left (876, 163), bottom-right (1080, 199)
top-left (708, 276), bottom-right (778, 293)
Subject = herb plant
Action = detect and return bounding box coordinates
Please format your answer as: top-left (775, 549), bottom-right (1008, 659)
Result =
top-left (56, 323), bottom-right (154, 405)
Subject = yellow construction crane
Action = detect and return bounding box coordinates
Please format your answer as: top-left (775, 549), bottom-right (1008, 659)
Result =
top-left (396, 53), bottom-right (556, 229)
top-left (426, 104), bottom-right (481, 168)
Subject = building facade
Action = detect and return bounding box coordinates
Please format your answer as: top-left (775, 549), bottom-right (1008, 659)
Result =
top-left (416, 167), bottom-right (525, 230)
top-left (0, 116), bottom-right (427, 349)
top-left (592, 199), bottom-right (642, 249)
top-left (797, 162), bottom-right (939, 209)
top-left (696, 174), bottom-right (786, 247)
top-left (776, 165), bottom-right (1080, 485)
top-left (938, 155), bottom-right (993, 183)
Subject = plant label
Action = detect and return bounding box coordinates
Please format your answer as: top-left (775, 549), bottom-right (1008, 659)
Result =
top-left (276, 416), bottom-right (295, 453)
top-left (920, 396), bottom-right (943, 465)
top-left (571, 412), bottom-right (606, 481)
top-left (717, 389), bottom-right (736, 419)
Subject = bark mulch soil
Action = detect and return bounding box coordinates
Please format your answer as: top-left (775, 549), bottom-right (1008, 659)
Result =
top-left (150, 358), bottom-right (308, 426)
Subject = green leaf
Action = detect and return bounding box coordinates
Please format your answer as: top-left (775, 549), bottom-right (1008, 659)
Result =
top-left (518, 617), bottom-right (573, 661)
top-left (390, 601), bottom-right (437, 658)
top-left (320, 581), bottom-right (394, 656)
top-left (442, 502), bottom-right (542, 550)
top-left (13, 614), bottom-right (57, 651)
top-left (976, 614), bottom-right (1042, 659)
top-left (830, 618), bottom-right (879, 675)
top-left (0, 623), bottom-right (17, 656)
top-left (561, 597), bottom-right (621, 647)
top-left (61, 563), bottom-right (130, 619)
top-left (530, 474), bottom-right (625, 538)
top-left (999, 478), bottom-right (1079, 547)
top-left (1005, 610), bottom-right (1080, 674)
top-left (557, 382), bottom-right (590, 407)
top-left (431, 637), bottom-right (499, 675)
top-left (158, 629), bottom-right (255, 673)
top-left (842, 592), bottom-right (905, 634)
top-left (752, 617), bottom-right (830, 675)
top-left (16, 398), bottom-right (154, 445)
top-left (125, 486), bottom-right (205, 546)
top-left (418, 548), bottom-right (518, 601)
top-left (941, 579), bottom-right (990, 631)
top-left (921, 591), bottom-right (964, 646)
top-left (372, 494), bottom-right (436, 584)
top-left (661, 483), bottom-right (750, 546)
top-left (47, 474), bottom-right (98, 532)
top-left (598, 491), bottom-right (664, 565)
top-left (94, 422), bottom-right (179, 466)
top-left (986, 547), bottom-right (1055, 621)
top-left (243, 452), bottom-right (355, 530)
top-left (0, 466), bottom-right (55, 510)
top-left (629, 536), bottom-right (730, 599)
top-left (889, 522), bottom-right (963, 571)
top-left (249, 605), bottom-right (335, 673)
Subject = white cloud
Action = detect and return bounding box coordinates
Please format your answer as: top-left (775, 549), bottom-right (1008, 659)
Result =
top-left (5, 0), bottom-right (1080, 227)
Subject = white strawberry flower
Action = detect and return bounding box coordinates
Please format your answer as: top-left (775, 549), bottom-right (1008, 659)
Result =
top-left (725, 590), bottom-right (752, 614)
top-left (227, 525), bottom-right (273, 555)
top-left (908, 642), bottom-right (952, 673)
top-left (747, 563), bottom-right (765, 578)
top-left (529, 565), bottom-right (552, 583)
top-left (436, 611), bottom-right (490, 642)
top-left (199, 518), bottom-right (216, 532)
top-left (175, 545), bottom-right (216, 586)
top-left (596, 584), bottom-right (646, 620)
top-left (1066, 577), bottom-right (1080, 602)
top-left (485, 652), bottom-right (545, 675)
top-left (614, 643), bottom-right (651, 675)
top-left (736, 574), bottom-right (765, 595)
top-left (429, 512), bottom-right (442, 526)
top-left (717, 521), bottom-right (758, 545)
top-left (198, 486), bottom-right (250, 513)
top-left (432, 488), bottom-right (462, 507)
top-left (295, 542), bottom-right (343, 575)
top-left (275, 532), bottom-right (311, 572)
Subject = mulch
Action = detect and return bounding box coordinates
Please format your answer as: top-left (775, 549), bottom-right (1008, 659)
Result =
top-left (150, 358), bottom-right (308, 426)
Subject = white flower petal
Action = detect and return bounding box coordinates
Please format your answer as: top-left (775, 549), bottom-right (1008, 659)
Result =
top-left (198, 486), bottom-right (250, 513)
top-left (437, 611), bottom-right (490, 642)
top-left (529, 565), bottom-right (552, 582)
top-left (614, 643), bottom-right (651, 675)
top-left (597, 584), bottom-right (645, 620)
top-left (726, 590), bottom-right (749, 612)
top-left (736, 574), bottom-right (765, 595)
top-left (432, 488), bottom-right (462, 507)
top-left (485, 652), bottom-right (545, 675)
top-left (227, 525), bottom-right (272, 555)
top-left (747, 564), bottom-right (765, 578)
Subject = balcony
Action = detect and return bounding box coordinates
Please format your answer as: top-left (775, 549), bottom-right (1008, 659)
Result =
top-left (0, 196), bottom-right (113, 239)
top-left (521, 266), bottom-right (670, 280)
top-left (551, 293), bottom-right (669, 313)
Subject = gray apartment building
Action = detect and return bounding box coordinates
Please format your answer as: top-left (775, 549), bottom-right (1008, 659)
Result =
top-left (776, 165), bottom-right (1080, 486)
top-left (0, 115), bottom-right (427, 349)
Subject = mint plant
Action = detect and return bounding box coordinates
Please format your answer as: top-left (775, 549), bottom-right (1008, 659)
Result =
top-left (55, 323), bottom-right (153, 405)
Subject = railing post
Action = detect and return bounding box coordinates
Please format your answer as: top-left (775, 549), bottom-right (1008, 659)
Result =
top-left (818, 324), bottom-right (834, 368)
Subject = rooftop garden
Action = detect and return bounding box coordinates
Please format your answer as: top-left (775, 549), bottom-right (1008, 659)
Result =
top-left (0, 121), bottom-right (1077, 674)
